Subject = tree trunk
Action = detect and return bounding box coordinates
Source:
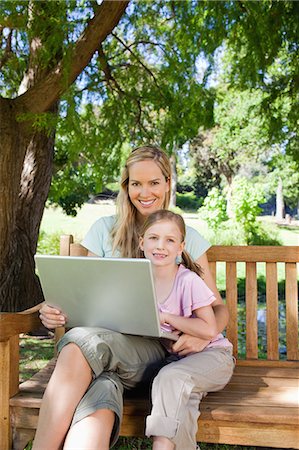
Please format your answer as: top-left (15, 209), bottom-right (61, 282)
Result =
top-left (226, 177), bottom-right (234, 219)
top-left (0, 98), bottom-right (57, 311)
top-left (0, 1), bottom-right (128, 311)
top-left (169, 151), bottom-right (177, 208)
top-left (275, 177), bottom-right (285, 221)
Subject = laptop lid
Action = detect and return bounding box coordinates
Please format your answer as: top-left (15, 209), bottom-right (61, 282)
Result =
top-left (35, 255), bottom-right (178, 341)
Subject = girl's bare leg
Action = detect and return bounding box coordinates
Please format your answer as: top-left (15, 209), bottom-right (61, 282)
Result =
top-left (63, 408), bottom-right (115, 450)
top-left (32, 343), bottom-right (93, 450)
top-left (153, 436), bottom-right (175, 450)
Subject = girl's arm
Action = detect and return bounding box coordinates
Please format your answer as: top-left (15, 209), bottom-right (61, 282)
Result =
top-left (160, 304), bottom-right (218, 341)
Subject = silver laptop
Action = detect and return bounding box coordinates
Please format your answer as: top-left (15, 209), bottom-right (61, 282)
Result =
top-left (35, 255), bottom-right (178, 341)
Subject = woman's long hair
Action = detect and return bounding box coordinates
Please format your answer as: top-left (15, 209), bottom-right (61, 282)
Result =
top-left (111, 145), bottom-right (172, 257)
top-left (138, 210), bottom-right (203, 277)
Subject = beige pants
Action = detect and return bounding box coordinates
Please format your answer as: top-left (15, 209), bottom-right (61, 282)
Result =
top-left (146, 347), bottom-right (235, 450)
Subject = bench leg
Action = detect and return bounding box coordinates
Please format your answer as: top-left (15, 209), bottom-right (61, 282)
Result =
top-left (0, 340), bottom-right (12, 450)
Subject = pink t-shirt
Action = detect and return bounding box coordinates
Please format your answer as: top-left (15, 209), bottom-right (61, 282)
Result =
top-left (159, 265), bottom-right (232, 349)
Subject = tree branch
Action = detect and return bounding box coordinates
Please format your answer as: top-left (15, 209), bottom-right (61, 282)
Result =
top-left (111, 31), bottom-right (164, 95)
top-left (16, 0), bottom-right (129, 114)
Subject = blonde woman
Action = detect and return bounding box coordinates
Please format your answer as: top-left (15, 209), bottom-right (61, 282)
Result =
top-left (35, 146), bottom-right (231, 450)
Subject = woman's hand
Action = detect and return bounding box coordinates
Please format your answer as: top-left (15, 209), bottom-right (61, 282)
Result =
top-left (39, 302), bottom-right (67, 329)
top-left (171, 333), bottom-right (210, 356)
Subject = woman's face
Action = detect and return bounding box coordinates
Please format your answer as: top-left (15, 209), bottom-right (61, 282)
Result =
top-left (128, 160), bottom-right (170, 221)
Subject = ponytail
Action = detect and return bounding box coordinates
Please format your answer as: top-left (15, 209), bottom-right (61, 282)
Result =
top-left (181, 250), bottom-right (203, 278)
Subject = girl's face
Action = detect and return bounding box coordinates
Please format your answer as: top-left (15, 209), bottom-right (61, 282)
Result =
top-left (139, 220), bottom-right (184, 267)
top-left (128, 160), bottom-right (170, 221)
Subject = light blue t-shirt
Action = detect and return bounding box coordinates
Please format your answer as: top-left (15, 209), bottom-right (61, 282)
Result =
top-left (81, 215), bottom-right (210, 260)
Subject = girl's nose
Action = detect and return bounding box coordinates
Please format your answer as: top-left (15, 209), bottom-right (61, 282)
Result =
top-left (156, 239), bottom-right (164, 249)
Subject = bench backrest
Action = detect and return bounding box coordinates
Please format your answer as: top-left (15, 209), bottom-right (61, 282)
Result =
top-left (60, 235), bottom-right (299, 367)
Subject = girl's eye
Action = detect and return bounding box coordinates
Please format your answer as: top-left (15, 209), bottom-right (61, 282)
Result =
top-left (131, 182), bottom-right (139, 187)
top-left (151, 181), bottom-right (160, 186)
top-left (167, 239), bottom-right (175, 243)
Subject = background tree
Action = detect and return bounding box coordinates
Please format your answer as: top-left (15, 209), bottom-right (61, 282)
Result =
top-left (1, 0), bottom-right (298, 311)
top-left (190, 87), bottom-right (270, 216)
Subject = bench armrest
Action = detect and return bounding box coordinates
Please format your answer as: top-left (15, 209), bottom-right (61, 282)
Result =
top-left (0, 304), bottom-right (42, 341)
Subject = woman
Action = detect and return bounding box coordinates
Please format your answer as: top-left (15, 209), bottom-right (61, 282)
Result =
top-left (35, 145), bottom-right (232, 450)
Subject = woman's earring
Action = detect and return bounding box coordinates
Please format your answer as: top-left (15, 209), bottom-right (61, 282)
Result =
top-left (176, 254), bottom-right (182, 264)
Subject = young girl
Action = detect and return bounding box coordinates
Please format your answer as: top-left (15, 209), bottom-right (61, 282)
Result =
top-left (139, 209), bottom-right (218, 346)
top-left (139, 210), bottom-right (234, 450)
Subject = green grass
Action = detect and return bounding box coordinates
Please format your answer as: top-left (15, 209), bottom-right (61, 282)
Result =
top-left (40, 203), bottom-right (298, 246)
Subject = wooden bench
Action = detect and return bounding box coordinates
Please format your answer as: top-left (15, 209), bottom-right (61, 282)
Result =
top-left (1, 236), bottom-right (298, 450)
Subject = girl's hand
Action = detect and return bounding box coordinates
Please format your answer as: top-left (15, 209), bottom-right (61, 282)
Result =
top-left (39, 302), bottom-right (67, 329)
top-left (159, 312), bottom-right (170, 326)
top-left (171, 333), bottom-right (210, 356)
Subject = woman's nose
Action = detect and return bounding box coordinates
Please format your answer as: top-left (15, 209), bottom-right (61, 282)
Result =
top-left (140, 185), bottom-right (150, 197)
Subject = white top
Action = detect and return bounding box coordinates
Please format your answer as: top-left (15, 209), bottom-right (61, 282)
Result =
top-left (82, 215), bottom-right (211, 260)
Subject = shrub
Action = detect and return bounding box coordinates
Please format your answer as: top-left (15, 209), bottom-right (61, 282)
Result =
top-left (37, 230), bottom-right (62, 255)
top-left (198, 187), bottom-right (228, 233)
top-left (176, 191), bottom-right (202, 211)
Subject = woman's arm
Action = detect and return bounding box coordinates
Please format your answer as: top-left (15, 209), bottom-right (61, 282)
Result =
top-left (196, 252), bottom-right (229, 332)
top-left (172, 251), bottom-right (229, 356)
top-left (160, 305), bottom-right (218, 341)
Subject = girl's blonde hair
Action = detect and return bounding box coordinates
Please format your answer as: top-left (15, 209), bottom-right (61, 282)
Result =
top-left (138, 210), bottom-right (203, 277)
top-left (111, 145), bottom-right (172, 257)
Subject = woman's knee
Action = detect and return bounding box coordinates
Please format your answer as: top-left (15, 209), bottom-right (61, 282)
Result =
top-left (56, 343), bottom-right (92, 378)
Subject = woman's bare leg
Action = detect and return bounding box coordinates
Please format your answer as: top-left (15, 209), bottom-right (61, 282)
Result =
top-left (63, 409), bottom-right (115, 450)
top-left (32, 343), bottom-right (93, 450)
top-left (153, 436), bottom-right (175, 450)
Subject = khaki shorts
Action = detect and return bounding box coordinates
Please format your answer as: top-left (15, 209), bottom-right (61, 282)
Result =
top-left (57, 327), bottom-right (166, 446)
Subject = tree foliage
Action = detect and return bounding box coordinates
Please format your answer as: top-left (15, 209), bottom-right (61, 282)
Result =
top-left (1, 0), bottom-right (298, 310)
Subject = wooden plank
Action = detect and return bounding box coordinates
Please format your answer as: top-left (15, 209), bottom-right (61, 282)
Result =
top-left (0, 310), bottom-right (41, 341)
top-left (266, 262), bottom-right (279, 360)
top-left (196, 420), bottom-right (299, 448)
top-left (0, 340), bottom-right (11, 450)
top-left (207, 246), bottom-right (299, 263)
top-left (59, 234), bottom-right (73, 256)
top-left (70, 243), bottom-right (88, 256)
top-left (208, 261), bottom-right (216, 282)
top-left (225, 262), bottom-right (238, 357)
top-left (236, 358), bottom-right (299, 368)
top-left (233, 365), bottom-right (299, 377)
top-left (10, 335), bottom-right (20, 397)
top-left (203, 390), bottom-right (298, 407)
top-left (285, 262), bottom-right (299, 361)
top-left (199, 403), bottom-right (299, 424)
top-left (246, 262), bottom-right (258, 359)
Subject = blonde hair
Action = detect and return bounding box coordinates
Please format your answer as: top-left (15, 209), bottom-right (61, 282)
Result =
top-left (111, 145), bottom-right (172, 257)
top-left (138, 210), bottom-right (203, 277)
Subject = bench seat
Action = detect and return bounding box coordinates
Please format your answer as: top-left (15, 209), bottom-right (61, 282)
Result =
top-left (9, 357), bottom-right (299, 449)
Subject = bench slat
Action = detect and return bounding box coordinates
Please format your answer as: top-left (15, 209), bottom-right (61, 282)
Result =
top-left (285, 262), bottom-right (299, 360)
top-left (246, 262), bottom-right (258, 359)
top-left (225, 262), bottom-right (238, 357)
top-left (266, 262), bottom-right (279, 360)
